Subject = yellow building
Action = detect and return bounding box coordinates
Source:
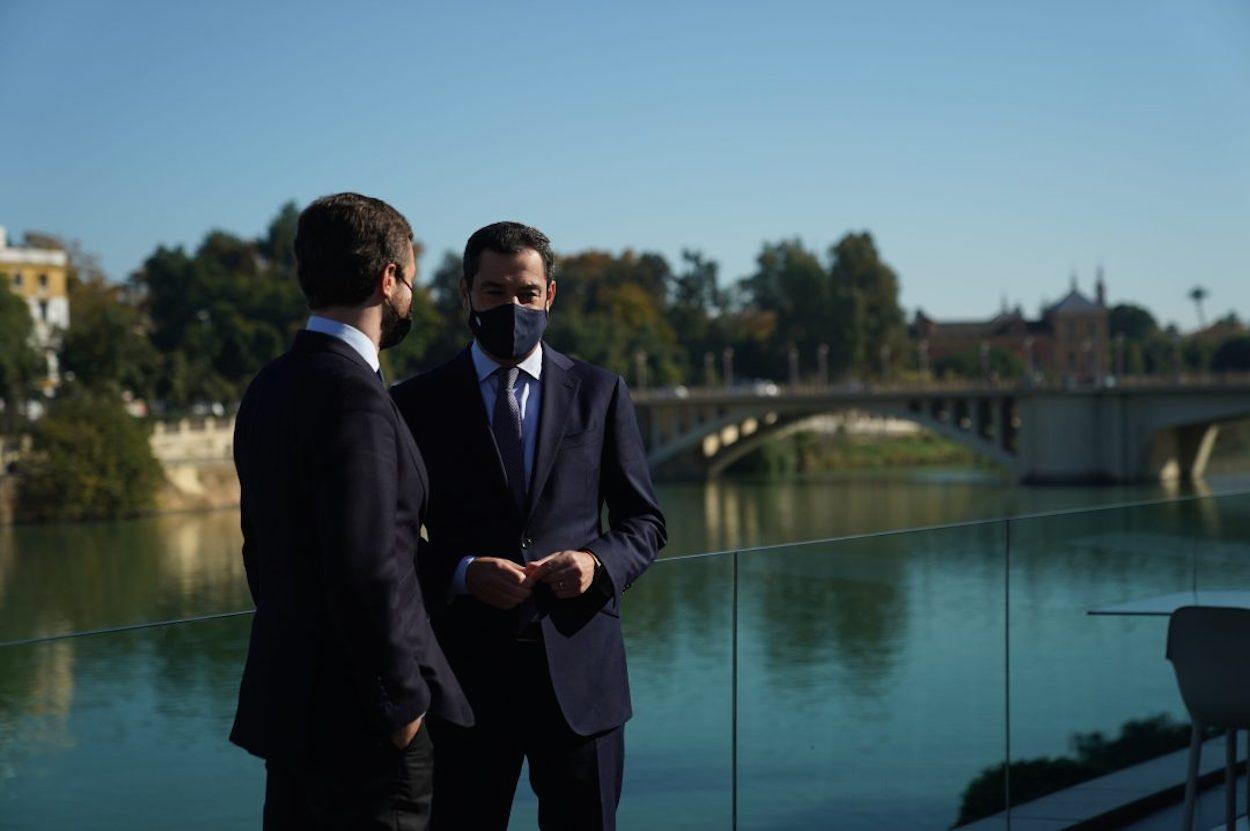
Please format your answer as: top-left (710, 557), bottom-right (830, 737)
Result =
top-left (0, 227), bottom-right (70, 389)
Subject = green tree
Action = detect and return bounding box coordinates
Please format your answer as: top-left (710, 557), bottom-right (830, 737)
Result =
top-left (828, 232), bottom-right (906, 378)
top-left (743, 239), bottom-right (842, 379)
top-left (17, 384), bottom-right (163, 522)
top-left (417, 252), bottom-right (471, 369)
top-left (130, 204), bottom-right (308, 409)
top-left (1212, 336), bottom-right (1250, 371)
top-left (666, 250), bottom-right (727, 381)
top-left (1188, 285), bottom-right (1209, 328)
top-left (59, 277), bottom-right (158, 396)
top-left (547, 250), bottom-right (681, 384)
top-left (1108, 304), bottom-right (1157, 341)
top-left (258, 200), bottom-right (299, 270)
top-left (957, 714), bottom-right (1194, 825)
top-left (429, 252), bottom-right (465, 317)
top-left (932, 345), bottom-right (1024, 381)
top-left (1141, 331), bottom-right (1181, 375)
top-left (738, 233), bottom-right (906, 382)
top-left (0, 277), bottom-right (45, 430)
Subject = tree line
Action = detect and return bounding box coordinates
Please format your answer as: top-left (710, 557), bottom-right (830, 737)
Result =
top-left (8, 201), bottom-right (1247, 420)
top-left (0, 202), bottom-right (953, 416)
top-left (3, 202), bottom-right (1248, 521)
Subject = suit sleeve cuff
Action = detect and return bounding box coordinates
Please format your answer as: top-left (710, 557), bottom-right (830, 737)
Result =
top-left (451, 555), bottom-right (476, 595)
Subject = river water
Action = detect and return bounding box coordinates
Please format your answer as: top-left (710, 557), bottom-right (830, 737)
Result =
top-left (3, 468), bottom-right (1250, 828)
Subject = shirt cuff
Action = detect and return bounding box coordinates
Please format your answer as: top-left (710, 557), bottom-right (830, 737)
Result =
top-left (451, 555), bottom-right (476, 595)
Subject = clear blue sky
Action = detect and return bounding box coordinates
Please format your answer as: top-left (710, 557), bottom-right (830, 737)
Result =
top-left (1, 0), bottom-right (1246, 330)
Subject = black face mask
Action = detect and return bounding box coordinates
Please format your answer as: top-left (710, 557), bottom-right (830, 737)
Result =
top-left (379, 278), bottom-right (413, 350)
top-left (469, 302), bottom-right (549, 361)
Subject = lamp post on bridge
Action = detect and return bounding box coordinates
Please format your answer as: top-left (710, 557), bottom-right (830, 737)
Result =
top-left (1024, 336), bottom-right (1035, 381)
top-left (704, 351), bottom-right (716, 388)
top-left (1172, 332), bottom-right (1182, 383)
top-left (788, 346), bottom-right (800, 388)
top-left (634, 350), bottom-right (648, 389)
top-left (1114, 332), bottom-right (1126, 381)
top-left (722, 346), bottom-right (734, 389)
top-left (979, 341), bottom-right (990, 382)
top-left (918, 339), bottom-right (929, 378)
top-left (880, 344), bottom-right (891, 382)
top-left (817, 343), bottom-right (829, 387)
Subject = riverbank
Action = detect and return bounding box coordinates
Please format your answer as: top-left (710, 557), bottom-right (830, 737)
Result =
top-left (4, 418), bottom-right (1248, 525)
top-left (727, 429), bottom-right (985, 476)
top-left (728, 419), bottom-right (1250, 478)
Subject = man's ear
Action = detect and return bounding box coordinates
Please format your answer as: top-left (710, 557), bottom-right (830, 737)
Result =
top-left (545, 280), bottom-right (557, 312)
top-left (379, 262), bottom-right (399, 301)
top-left (459, 277), bottom-right (470, 310)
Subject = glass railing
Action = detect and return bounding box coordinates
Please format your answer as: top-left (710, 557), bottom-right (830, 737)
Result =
top-left (2, 491), bottom-right (1249, 829)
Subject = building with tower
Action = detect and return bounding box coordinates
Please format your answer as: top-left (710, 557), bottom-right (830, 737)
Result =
top-left (910, 270), bottom-right (1110, 383)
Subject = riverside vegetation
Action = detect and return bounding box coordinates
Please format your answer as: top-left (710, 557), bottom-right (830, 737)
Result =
top-left (3, 203), bottom-right (1249, 521)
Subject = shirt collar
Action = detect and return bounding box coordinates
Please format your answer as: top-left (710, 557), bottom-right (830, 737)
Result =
top-left (305, 315), bottom-right (380, 372)
top-left (471, 340), bottom-right (544, 384)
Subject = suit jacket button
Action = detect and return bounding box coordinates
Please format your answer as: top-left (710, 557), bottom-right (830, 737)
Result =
top-left (523, 536), bottom-right (534, 548)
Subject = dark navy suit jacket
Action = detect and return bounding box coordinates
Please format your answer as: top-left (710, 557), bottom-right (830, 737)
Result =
top-left (230, 330), bottom-right (472, 762)
top-left (391, 343), bottom-right (666, 736)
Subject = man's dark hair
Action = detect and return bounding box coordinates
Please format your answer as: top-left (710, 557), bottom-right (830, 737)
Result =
top-left (294, 192), bottom-right (414, 309)
top-left (463, 221), bottom-right (555, 287)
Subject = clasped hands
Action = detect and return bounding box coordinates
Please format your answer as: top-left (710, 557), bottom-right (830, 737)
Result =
top-left (466, 550), bottom-right (597, 610)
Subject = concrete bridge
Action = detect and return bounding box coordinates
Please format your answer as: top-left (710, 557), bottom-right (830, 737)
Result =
top-left (134, 380), bottom-right (1250, 487)
top-left (632, 378), bottom-right (1250, 483)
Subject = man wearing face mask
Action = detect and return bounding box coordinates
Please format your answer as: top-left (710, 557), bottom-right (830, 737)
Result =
top-left (231, 193), bottom-right (472, 830)
top-left (391, 222), bottom-right (666, 830)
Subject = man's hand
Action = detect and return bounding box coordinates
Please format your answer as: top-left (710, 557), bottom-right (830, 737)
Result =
top-left (466, 557), bottom-right (533, 609)
top-left (526, 550), bottom-right (598, 600)
top-left (390, 713), bottom-right (424, 749)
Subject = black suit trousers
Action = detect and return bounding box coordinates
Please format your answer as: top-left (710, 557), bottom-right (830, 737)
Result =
top-left (429, 641), bottom-right (624, 831)
top-left (263, 727), bottom-right (434, 830)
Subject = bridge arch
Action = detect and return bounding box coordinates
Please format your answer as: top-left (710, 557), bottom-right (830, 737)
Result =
top-left (643, 397), bottom-right (1017, 480)
top-left (636, 382), bottom-right (1250, 483)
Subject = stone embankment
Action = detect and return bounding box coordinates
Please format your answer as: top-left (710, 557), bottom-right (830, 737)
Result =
top-left (149, 417), bottom-right (240, 513)
top-left (0, 418), bottom-right (240, 523)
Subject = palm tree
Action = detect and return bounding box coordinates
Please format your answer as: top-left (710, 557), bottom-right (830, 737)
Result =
top-left (1188, 286), bottom-right (1209, 329)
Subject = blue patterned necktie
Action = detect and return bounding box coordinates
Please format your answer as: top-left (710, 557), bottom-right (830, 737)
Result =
top-left (492, 366), bottom-right (527, 511)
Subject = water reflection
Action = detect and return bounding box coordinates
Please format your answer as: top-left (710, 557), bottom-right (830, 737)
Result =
top-left (662, 469), bottom-right (1244, 557)
top-left (0, 618), bottom-right (259, 829)
top-left (0, 511), bottom-right (247, 643)
top-left (2, 477), bottom-right (1250, 828)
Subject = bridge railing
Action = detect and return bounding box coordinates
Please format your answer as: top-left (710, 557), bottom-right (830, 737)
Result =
top-left (3, 490), bottom-right (1250, 828)
top-left (633, 372), bottom-right (1250, 402)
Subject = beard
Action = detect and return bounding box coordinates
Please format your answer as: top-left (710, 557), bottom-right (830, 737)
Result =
top-left (379, 294), bottom-right (412, 350)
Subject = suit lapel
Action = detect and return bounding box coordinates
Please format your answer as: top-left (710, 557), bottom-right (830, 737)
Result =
top-left (525, 347), bottom-right (580, 519)
top-left (449, 348), bottom-right (516, 513)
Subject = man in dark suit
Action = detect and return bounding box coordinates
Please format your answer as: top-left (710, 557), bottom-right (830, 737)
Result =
top-left (231, 193), bottom-right (472, 830)
top-left (391, 221), bottom-right (667, 830)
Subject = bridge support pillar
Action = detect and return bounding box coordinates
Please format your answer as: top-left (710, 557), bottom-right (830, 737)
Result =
top-left (1152, 424), bottom-right (1221, 482)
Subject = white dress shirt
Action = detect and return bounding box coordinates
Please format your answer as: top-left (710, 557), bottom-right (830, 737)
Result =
top-left (305, 315), bottom-right (380, 374)
top-left (452, 340), bottom-right (544, 593)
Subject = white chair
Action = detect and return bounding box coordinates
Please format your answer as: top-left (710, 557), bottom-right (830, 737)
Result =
top-left (1166, 606), bottom-right (1250, 831)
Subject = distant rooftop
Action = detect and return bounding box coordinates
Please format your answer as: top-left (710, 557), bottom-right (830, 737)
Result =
top-left (0, 226), bottom-right (69, 267)
top-left (1047, 288), bottom-right (1103, 315)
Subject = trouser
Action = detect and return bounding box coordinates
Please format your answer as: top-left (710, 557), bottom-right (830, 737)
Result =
top-left (262, 723), bottom-right (434, 830)
top-left (429, 641), bottom-right (625, 831)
